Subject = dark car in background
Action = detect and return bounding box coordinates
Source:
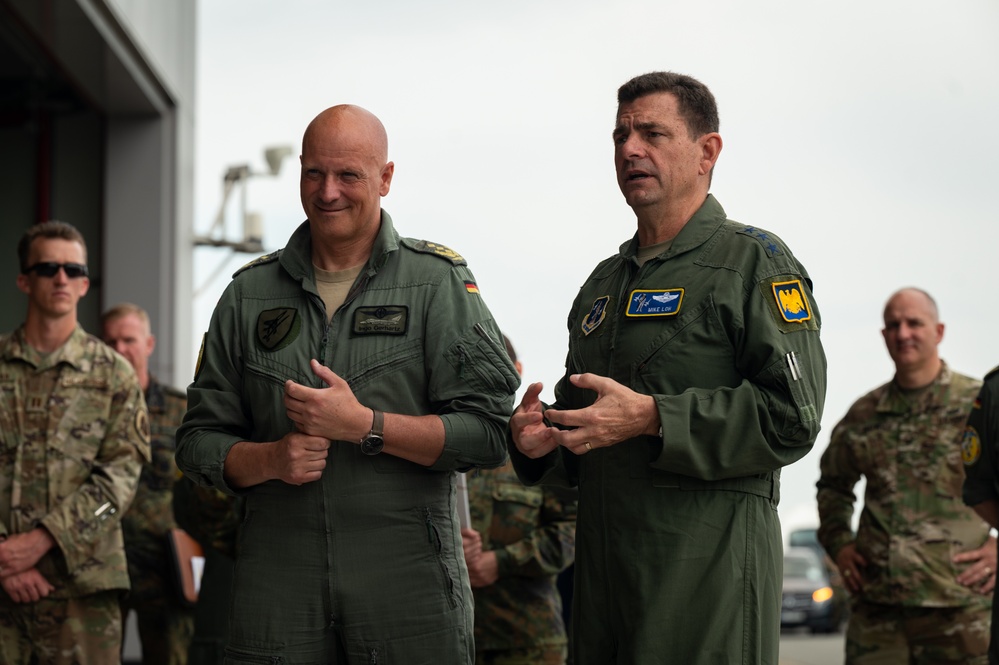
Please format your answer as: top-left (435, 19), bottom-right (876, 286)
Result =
top-left (782, 547), bottom-right (847, 633)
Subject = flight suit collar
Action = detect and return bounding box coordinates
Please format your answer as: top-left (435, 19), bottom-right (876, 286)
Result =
top-left (618, 194), bottom-right (728, 262)
top-left (279, 209), bottom-right (401, 292)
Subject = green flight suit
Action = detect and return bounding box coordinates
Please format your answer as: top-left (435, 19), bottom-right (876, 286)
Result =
top-left (176, 211), bottom-right (519, 664)
top-left (510, 195), bottom-right (826, 664)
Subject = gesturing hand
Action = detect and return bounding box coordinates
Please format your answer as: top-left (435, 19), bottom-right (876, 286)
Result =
top-left (510, 382), bottom-right (558, 459)
top-left (546, 373), bottom-right (658, 455)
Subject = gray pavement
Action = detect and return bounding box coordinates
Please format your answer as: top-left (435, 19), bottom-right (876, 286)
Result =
top-left (780, 628), bottom-right (845, 665)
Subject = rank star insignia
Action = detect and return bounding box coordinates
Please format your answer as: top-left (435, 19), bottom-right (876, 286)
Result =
top-left (257, 308), bottom-right (301, 351)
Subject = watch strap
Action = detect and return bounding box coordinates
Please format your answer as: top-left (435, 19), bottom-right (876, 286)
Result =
top-left (369, 409), bottom-right (384, 438)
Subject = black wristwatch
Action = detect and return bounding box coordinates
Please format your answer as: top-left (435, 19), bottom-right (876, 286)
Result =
top-left (360, 409), bottom-right (385, 455)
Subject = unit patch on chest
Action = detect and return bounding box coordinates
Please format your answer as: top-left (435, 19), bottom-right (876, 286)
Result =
top-left (353, 306), bottom-right (409, 335)
top-left (257, 308), bottom-right (301, 351)
top-left (626, 289), bottom-right (684, 317)
top-left (582, 296), bottom-right (611, 336)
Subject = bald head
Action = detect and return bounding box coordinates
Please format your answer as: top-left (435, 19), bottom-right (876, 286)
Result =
top-left (302, 105), bottom-right (388, 165)
top-left (881, 287), bottom-right (945, 387)
top-left (299, 104), bottom-right (394, 256)
top-left (883, 287), bottom-right (939, 324)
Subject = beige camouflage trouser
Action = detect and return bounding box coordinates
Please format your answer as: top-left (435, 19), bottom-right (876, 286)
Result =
top-left (846, 599), bottom-right (991, 665)
top-left (0, 590), bottom-right (122, 665)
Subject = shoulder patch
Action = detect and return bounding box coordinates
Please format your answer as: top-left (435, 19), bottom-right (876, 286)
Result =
top-left (962, 426), bottom-right (982, 466)
top-left (233, 251), bottom-right (281, 277)
top-left (193, 333), bottom-right (206, 382)
top-left (402, 238), bottom-right (467, 265)
top-left (135, 407), bottom-right (151, 443)
top-left (736, 226), bottom-right (784, 258)
top-left (759, 275), bottom-right (819, 333)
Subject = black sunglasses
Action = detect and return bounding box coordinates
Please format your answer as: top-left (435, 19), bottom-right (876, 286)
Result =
top-left (22, 262), bottom-right (89, 279)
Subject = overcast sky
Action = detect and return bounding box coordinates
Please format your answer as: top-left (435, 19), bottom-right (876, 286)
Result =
top-left (191, 0), bottom-right (999, 538)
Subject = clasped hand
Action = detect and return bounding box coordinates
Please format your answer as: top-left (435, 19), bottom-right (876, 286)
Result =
top-left (270, 359), bottom-right (370, 485)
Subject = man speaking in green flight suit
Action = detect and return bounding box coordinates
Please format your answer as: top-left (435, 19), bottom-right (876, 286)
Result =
top-left (509, 71), bottom-right (827, 664)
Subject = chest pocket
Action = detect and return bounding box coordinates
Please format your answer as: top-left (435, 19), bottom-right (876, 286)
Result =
top-left (51, 376), bottom-right (111, 465)
top-left (631, 297), bottom-right (736, 391)
top-left (243, 359), bottom-right (304, 441)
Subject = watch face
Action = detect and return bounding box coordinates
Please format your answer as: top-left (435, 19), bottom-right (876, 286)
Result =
top-left (360, 435), bottom-right (385, 455)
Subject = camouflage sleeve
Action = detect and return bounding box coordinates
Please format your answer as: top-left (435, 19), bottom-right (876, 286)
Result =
top-left (39, 360), bottom-right (151, 573)
top-left (494, 487), bottom-right (577, 579)
top-left (963, 375), bottom-right (999, 508)
top-left (816, 417), bottom-right (862, 559)
top-left (173, 474), bottom-right (243, 559)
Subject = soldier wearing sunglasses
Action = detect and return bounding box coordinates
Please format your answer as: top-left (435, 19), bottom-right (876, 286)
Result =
top-left (0, 221), bottom-right (151, 663)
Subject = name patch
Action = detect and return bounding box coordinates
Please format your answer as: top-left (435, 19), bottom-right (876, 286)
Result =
top-left (354, 306), bottom-right (409, 335)
top-left (626, 289), bottom-right (684, 317)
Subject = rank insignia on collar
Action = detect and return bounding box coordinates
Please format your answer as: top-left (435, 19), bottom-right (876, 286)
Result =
top-left (257, 308), bottom-right (301, 351)
top-left (626, 289), bottom-right (684, 317)
top-left (771, 279), bottom-right (812, 323)
top-left (962, 426), bottom-right (981, 466)
top-left (582, 296), bottom-right (611, 336)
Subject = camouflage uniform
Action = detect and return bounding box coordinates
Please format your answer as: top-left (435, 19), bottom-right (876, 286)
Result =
top-left (817, 362), bottom-right (991, 664)
top-left (962, 366), bottom-right (999, 665)
top-left (173, 475), bottom-right (243, 665)
top-left (0, 325), bottom-right (150, 664)
top-left (120, 377), bottom-right (195, 665)
top-left (467, 461), bottom-right (576, 664)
